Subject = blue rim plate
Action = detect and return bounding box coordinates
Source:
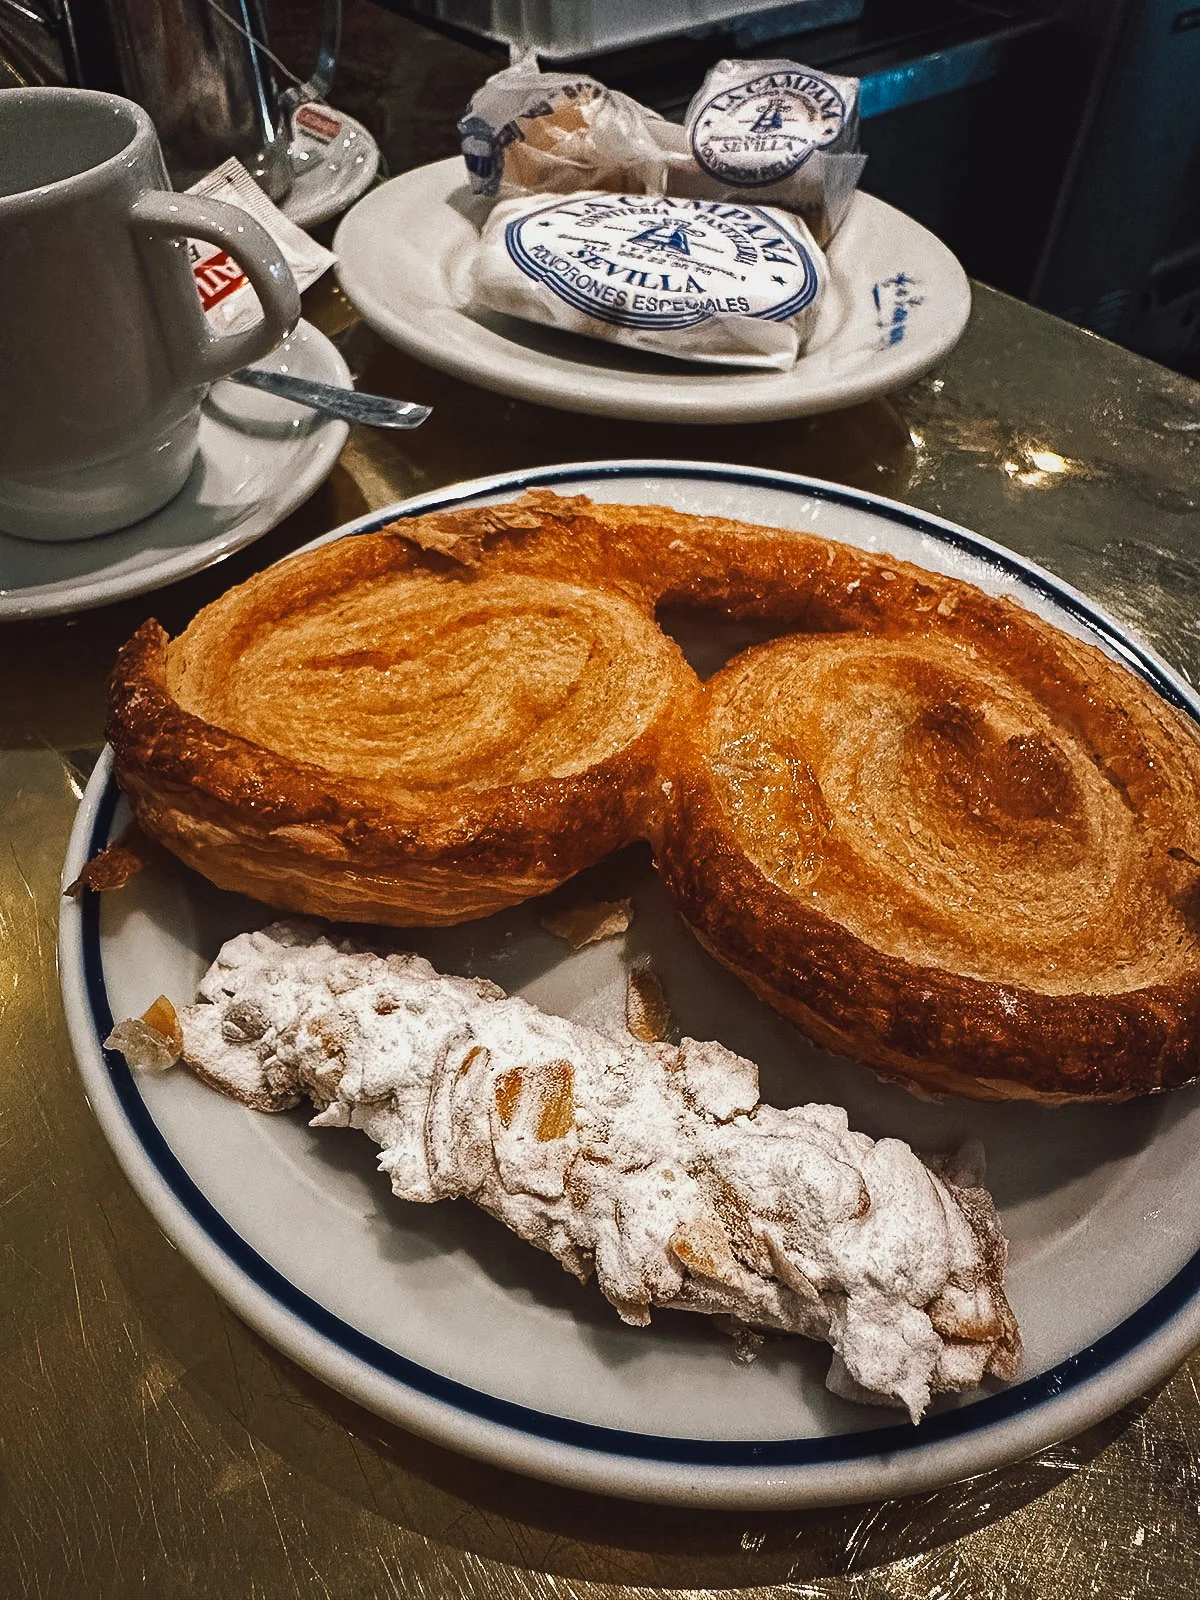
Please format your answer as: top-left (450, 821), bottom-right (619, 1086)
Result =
top-left (59, 460), bottom-right (1200, 1507)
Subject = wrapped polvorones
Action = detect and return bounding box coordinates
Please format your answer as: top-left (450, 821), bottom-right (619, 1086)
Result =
top-left (456, 54), bottom-right (863, 366)
top-left (467, 188), bottom-right (827, 369)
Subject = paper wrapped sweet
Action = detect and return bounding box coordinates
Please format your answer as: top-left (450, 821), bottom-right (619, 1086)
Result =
top-left (668, 59), bottom-right (867, 245)
top-left (466, 189), bottom-right (828, 370)
top-left (457, 55), bottom-right (865, 247)
top-left (458, 54), bottom-right (668, 199)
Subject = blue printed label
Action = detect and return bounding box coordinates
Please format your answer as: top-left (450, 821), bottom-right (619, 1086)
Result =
top-left (872, 271), bottom-right (924, 347)
top-left (690, 70), bottom-right (847, 187)
top-left (504, 194), bottom-right (820, 330)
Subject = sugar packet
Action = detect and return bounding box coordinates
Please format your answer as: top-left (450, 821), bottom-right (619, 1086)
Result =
top-left (466, 190), bottom-right (827, 371)
top-left (291, 102), bottom-right (349, 160)
top-left (185, 158), bottom-right (336, 335)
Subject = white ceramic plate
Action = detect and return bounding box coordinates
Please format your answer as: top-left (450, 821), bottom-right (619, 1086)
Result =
top-left (0, 322), bottom-right (348, 621)
top-left (333, 160), bottom-right (971, 424)
top-left (283, 105), bottom-right (381, 231)
top-left (59, 462), bottom-right (1200, 1508)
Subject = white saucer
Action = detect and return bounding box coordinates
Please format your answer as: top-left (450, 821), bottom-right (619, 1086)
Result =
top-left (283, 104), bottom-right (381, 231)
top-left (0, 322), bottom-right (349, 622)
top-left (59, 462), bottom-right (1200, 1507)
top-left (333, 159), bottom-right (971, 424)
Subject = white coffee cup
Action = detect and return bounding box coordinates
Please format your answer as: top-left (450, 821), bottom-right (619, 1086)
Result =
top-left (0, 88), bottom-right (302, 542)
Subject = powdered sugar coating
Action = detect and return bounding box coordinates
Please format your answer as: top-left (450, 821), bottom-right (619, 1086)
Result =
top-left (178, 921), bottom-right (1020, 1419)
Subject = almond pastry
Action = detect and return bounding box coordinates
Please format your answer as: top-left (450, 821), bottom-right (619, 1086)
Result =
top-left (112, 921), bottom-right (1020, 1420)
top-left (106, 494), bottom-right (1200, 1101)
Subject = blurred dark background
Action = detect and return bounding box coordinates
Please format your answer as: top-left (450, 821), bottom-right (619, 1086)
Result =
top-left (3, 0), bottom-right (1199, 377)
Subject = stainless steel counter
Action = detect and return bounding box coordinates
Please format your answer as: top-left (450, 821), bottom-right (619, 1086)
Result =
top-left (2, 171), bottom-right (1199, 1600)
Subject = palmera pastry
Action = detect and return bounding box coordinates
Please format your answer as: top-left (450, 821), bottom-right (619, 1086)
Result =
top-left (652, 562), bottom-right (1200, 1104)
top-left (107, 496), bottom-right (699, 925)
top-left (108, 921), bottom-right (1020, 1420)
top-left (105, 493), bottom-right (1200, 1102)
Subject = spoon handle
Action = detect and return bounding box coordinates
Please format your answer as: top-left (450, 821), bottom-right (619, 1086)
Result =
top-left (229, 369), bottom-right (432, 429)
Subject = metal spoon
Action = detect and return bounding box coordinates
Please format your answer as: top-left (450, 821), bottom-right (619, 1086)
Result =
top-left (229, 368), bottom-right (432, 429)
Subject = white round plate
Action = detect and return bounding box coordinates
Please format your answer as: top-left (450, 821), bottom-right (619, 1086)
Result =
top-left (60, 461), bottom-right (1200, 1508)
top-left (0, 322), bottom-right (348, 622)
top-left (333, 159), bottom-right (971, 423)
top-left (283, 105), bottom-right (381, 231)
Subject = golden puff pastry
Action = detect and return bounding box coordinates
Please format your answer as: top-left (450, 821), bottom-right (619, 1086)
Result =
top-left (654, 558), bottom-right (1200, 1104)
top-left (107, 496), bottom-right (698, 925)
top-left (105, 493), bottom-right (1200, 1101)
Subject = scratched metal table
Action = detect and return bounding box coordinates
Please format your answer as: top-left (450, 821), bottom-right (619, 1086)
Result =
top-left (4, 259), bottom-right (1200, 1596)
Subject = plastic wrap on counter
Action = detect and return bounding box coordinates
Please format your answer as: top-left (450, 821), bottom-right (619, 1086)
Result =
top-left (464, 189), bottom-right (828, 370)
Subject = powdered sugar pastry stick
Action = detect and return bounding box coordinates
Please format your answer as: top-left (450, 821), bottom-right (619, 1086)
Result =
top-left (109, 922), bottom-right (1021, 1420)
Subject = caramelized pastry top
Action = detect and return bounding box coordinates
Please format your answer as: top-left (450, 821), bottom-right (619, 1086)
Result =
top-left (702, 629), bottom-right (1200, 997)
top-left (105, 492), bottom-right (1200, 1100)
top-left (170, 569), bottom-right (675, 795)
top-left (106, 497), bottom-right (698, 926)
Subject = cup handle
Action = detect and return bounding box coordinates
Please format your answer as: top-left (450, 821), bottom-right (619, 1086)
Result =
top-left (130, 189), bottom-right (301, 383)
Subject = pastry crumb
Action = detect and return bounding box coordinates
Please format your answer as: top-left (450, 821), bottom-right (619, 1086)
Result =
top-left (105, 995), bottom-right (183, 1070)
top-left (714, 1317), bottom-right (766, 1365)
top-left (626, 961), bottom-right (671, 1043)
top-left (541, 898), bottom-right (633, 949)
top-left (65, 823), bottom-right (156, 897)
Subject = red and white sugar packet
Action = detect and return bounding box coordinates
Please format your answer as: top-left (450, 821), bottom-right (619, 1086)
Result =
top-left (185, 158), bottom-right (335, 334)
top-left (292, 102), bottom-right (344, 149)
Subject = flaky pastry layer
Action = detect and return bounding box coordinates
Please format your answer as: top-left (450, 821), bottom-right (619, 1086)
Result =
top-left (106, 493), bottom-right (1200, 1100)
top-left (108, 497), bottom-right (697, 924)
